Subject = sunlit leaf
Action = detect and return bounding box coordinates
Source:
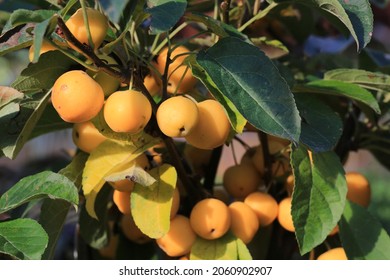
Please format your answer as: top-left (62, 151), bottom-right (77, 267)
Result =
top-left (131, 164), bottom-right (177, 239)
top-left (190, 231), bottom-right (238, 260)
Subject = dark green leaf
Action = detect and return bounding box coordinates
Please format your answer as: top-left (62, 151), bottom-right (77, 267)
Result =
top-left (101, 0), bottom-right (132, 23)
top-left (0, 91), bottom-right (50, 159)
top-left (184, 12), bottom-right (250, 43)
top-left (291, 145), bottom-right (347, 255)
top-left (304, 80), bottom-right (381, 114)
top-left (79, 184), bottom-right (112, 249)
top-left (0, 218), bottom-right (48, 260)
top-left (31, 15), bottom-right (58, 63)
top-left (29, 102), bottom-right (72, 140)
top-left (12, 51), bottom-right (76, 94)
top-left (2, 9), bottom-right (57, 33)
top-left (339, 200), bottom-right (390, 259)
top-left (295, 93), bottom-right (343, 152)
top-left (188, 55), bottom-right (247, 134)
top-left (0, 171), bottom-right (79, 214)
top-left (39, 152), bottom-right (88, 259)
top-left (324, 68), bottom-right (390, 92)
top-left (0, 102), bottom-right (19, 120)
top-left (196, 36), bottom-right (301, 143)
top-left (300, 0), bottom-right (373, 51)
top-left (145, 0), bottom-right (187, 34)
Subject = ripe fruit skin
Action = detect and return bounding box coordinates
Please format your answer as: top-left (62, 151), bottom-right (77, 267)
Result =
top-left (29, 40), bottom-right (56, 62)
top-left (87, 55), bottom-right (120, 96)
top-left (113, 190), bottom-right (131, 215)
top-left (228, 201), bottom-right (259, 244)
top-left (277, 197), bottom-right (294, 232)
top-left (144, 73), bottom-right (162, 96)
top-left (285, 174), bottom-right (294, 196)
top-left (157, 96), bottom-right (199, 137)
top-left (244, 191), bottom-right (279, 227)
top-left (170, 187), bottom-right (180, 219)
top-left (108, 153), bottom-right (150, 193)
top-left (72, 121), bottom-right (107, 153)
top-left (52, 70), bottom-right (104, 123)
top-left (317, 247), bottom-right (347, 260)
top-left (190, 198), bottom-right (231, 240)
top-left (345, 172), bottom-right (371, 208)
top-left (185, 99), bottom-right (230, 150)
top-left (121, 214), bottom-right (151, 244)
top-left (155, 46), bottom-right (197, 94)
top-left (65, 8), bottom-right (108, 50)
top-left (156, 215), bottom-right (197, 257)
top-left (223, 164), bottom-right (262, 200)
top-left (103, 90), bottom-right (152, 133)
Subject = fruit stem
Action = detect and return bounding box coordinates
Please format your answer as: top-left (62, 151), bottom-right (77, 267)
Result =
top-left (57, 16), bottom-right (129, 83)
top-left (80, 0), bottom-right (95, 50)
top-left (221, 0), bottom-right (231, 24)
top-left (259, 131), bottom-right (272, 187)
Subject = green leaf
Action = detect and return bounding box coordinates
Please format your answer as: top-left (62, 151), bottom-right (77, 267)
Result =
top-left (2, 9), bottom-right (57, 33)
top-left (236, 238), bottom-right (253, 260)
top-left (31, 15), bottom-right (58, 63)
top-left (12, 51), bottom-right (76, 94)
top-left (0, 91), bottom-right (51, 159)
top-left (0, 102), bottom-right (19, 120)
top-left (39, 152), bottom-right (88, 259)
top-left (145, 0), bottom-right (187, 34)
top-left (188, 55), bottom-right (247, 134)
top-left (300, 0), bottom-right (373, 51)
top-left (0, 86), bottom-right (24, 108)
top-left (184, 12), bottom-right (250, 43)
top-left (339, 200), bottom-right (390, 260)
top-left (304, 80), bottom-right (381, 114)
top-left (79, 184), bottom-right (112, 249)
top-left (0, 171), bottom-right (79, 214)
top-left (131, 164), bottom-right (177, 239)
top-left (291, 145), bottom-right (347, 255)
top-left (324, 68), bottom-right (390, 92)
top-left (105, 164), bottom-right (156, 187)
top-left (295, 93), bottom-right (343, 152)
top-left (196, 36), bottom-right (301, 143)
top-left (0, 218), bottom-right (48, 260)
top-left (0, 24), bottom-right (33, 56)
top-left (190, 231), bottom-right (238, 260)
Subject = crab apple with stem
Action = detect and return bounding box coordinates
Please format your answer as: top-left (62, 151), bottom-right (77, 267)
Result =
top-left (65, 7), bottom-right (108, 51)
top-left (51, 70), bottom-right (104, 123)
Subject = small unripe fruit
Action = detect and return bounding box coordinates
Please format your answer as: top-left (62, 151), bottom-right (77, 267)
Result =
top-left (223, 164), bottom-right (262, 199)
top-left (244, 192), bottom-right (279, 227)
top-left (72, 121), bottom-right (107, 153)
top-left (157, 96), bottom-right (199, 137)
top-left (156, 215), bottom-right (197, 257)
top-left (317, 247), bottom-right (347, 260)
top-left (121, 214), bottom-right (151, 244)
top-left (52, 70), bottom-right (104, 123)
top-left (185, 99), bottom-right (230, 150)
top-left (228, 201), bottom-right (259, 244)
top-left (345, 172), bottom-right (371, 208)
top-left (65, 7), bottom-right (108, 50)
top-left (103, 90), bottom-right (152, 133)
top-left (277, 197), bottom-right (294, 232)
top-left (190, 198), bottom-right (231, 240)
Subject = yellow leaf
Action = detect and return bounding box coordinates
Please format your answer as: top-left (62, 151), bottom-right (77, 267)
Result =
top-left (190, 232), bottom-right (238, 260)
top-left (82, 140), bottom-right (153, 219)
top-left (131, 164), bottom-right (177, 239)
